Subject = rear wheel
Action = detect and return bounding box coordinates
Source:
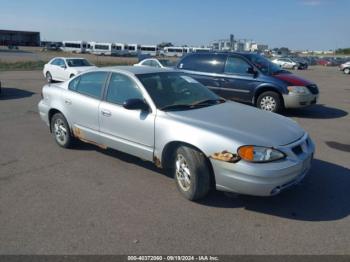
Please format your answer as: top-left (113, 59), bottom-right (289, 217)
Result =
top-left (46, 72), bottom-right (53, 83)
top-left (172, 145), bottom-right (211, 201)
top-left (51, 113), bottom-right (74, 148)
top-left (344, 68), bottom-right (350, 74)
top-left (257, 91), bottom-right (283, 113)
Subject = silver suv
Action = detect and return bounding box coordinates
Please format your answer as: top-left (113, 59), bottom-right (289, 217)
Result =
top-left (38, 67), bottom-right (314, 200)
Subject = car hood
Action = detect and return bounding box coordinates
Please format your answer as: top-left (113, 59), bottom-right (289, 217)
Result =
top-left (167, 101), bottom-right (304, 147)
top-left (273, 73), bottom-right (313, 86)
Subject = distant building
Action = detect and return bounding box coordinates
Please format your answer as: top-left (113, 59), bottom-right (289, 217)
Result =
top-left (250, 43), bottom-right (268, 52)
top-left (211, 38), bottom-right (267, 52)
top-left (0, 29), bottom-right (40, 46)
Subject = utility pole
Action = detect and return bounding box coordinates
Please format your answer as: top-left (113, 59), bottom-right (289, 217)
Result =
top-left (230, 34), bottom-right (234, 52)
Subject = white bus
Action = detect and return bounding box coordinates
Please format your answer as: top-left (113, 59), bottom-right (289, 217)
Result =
top-left (61, 41), bottom-right (88, 53)
top-left (126, 44), bottom-right (140, 56)
top-left (163, 46), bottom-right (186, 57)
top-left (114, 43), bottom-right (129, 56)
top-left (91, 42), bottom-right (117, 56)
top-left (140, 45), bottom-right (158, 56)
top-left (86, 42), bottom-right (94, 53)
top-left (192, 47), bottom-right (212, 53)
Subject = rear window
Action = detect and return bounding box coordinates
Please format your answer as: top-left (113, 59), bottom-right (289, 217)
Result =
top-left (178, 54), bottom-right (226, 74)
top-left (69, 72), bottom-right (108, 99)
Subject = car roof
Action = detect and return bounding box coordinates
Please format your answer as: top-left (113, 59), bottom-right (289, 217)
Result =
top-left (53, 57), bottom-right (86, 60)
top-left (97, 65), bottom-right (175, 75)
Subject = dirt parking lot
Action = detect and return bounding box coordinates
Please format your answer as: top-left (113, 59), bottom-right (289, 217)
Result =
top-left (0, 66), bottom-right (349, 254)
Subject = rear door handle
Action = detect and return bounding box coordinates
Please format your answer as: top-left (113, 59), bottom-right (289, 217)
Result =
top-left (65, 99), bottom-right (72, 105)
top-left (101, 109), bottom-right (111, 117)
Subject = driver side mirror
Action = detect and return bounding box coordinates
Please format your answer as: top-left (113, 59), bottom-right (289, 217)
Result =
top-left (123, 98), bottom-right (149, 111)
top-left (246, 66), bottom-right (258, 76)
top-left (60, 65), bottom-right (67, 69)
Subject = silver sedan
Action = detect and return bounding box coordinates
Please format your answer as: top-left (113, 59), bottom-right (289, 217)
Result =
top-left (38, 66), bottom-right (315, 200)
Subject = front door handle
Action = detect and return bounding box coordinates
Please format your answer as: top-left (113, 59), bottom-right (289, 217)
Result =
top-left (65, 99), bottom-right (72, 105)
top-left (101, 109), bottom-right (112, 117)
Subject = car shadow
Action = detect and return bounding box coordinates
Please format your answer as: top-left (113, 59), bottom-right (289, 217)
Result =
top-left (325, 141), bottom-right (350, 153)
top-left (283, 104), bottom-right (348, 119)
top-left (0, 87), bottom-right (36, 100)
top-left (72, 142), bottom-right (350, 221)
top-left (198, 159), bottom-right (350, 222)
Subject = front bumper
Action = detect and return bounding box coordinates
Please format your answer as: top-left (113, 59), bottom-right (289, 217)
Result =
top-left (283, 93), bottom-right (318, 108)
top-left (211, 133), bottom-right (315, 196)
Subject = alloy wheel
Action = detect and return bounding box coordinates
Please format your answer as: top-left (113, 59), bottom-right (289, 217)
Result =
top-left (260, 96), bottom-right (277, 111)
top-left (175, 154), bottom-right (191, 192)
top-left (54, 118), bottom-right (68, 145)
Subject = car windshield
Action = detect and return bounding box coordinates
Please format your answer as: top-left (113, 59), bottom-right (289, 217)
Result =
top-left (159, 59), bottom-right (176, 67)
top-left (137, 72), bottom-right (224, 111)
top-left (246, 54), bottom-right (289, 75)
top-left (66, 59), bottom-right (93, 67)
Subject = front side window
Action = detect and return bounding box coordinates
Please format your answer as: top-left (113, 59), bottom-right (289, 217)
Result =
top-left (106, 73), bottom-right (143, 105)
top-left (246, 54), bottom-right (284, 75)
top-left (224, 56), bottom-right (251, 75)
top-left (69, 72), bottom-right (108, 99)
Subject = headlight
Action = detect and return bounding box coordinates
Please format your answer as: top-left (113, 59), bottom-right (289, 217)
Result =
top-left (237, 145), bottom-right (286, 163)
top-left (287, 86), bottom-right (310, 94)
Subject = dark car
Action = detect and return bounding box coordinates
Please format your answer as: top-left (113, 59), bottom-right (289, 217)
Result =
top-left (177, 52), bottom-right (319, 113)
top-left (291, 57), bottom-right (309, 69)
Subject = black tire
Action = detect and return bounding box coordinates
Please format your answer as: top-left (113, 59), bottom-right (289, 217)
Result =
top-left (257, 91), bottom-right (283, 113)
top-left (50, 113), bottom-right (74, 148)
top-left (172, 145), bottom-right (211, 201)
top-left (46, 72), bottom-right (53, 83)
top-left (344, 68), bottom-right (350, 74)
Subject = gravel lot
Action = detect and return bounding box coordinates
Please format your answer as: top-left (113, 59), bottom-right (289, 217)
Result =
top-left (0, 66), bottom-right (349, 254)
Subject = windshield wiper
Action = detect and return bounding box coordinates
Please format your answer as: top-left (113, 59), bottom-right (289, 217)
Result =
top-left (191, 98), bottom-right (226, 106)
top-left (160, 104), bottom-right (194, 111)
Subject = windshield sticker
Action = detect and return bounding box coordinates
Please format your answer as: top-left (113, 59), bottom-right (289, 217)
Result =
top-left (181, 76), bottom-right (199, 84)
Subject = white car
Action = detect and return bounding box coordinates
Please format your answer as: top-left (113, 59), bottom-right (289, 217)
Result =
top-left (43, 57), bottom-right (96, 83)
top-left (134, 58), bottom-right (176, 69)
top-left (272, 57), bottom-right (299, 70)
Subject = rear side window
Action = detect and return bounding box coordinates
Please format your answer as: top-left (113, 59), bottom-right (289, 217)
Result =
top-left (69, 72), bottom-right (108, 99)
top-left (224, 56), bottom-right (251, 75)
top-left (178, 54), bottom-right (226, 74)
top-left (106, 73), bottom-right (143, 105)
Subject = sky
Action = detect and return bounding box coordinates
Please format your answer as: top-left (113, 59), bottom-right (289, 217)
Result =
top-left (0, 0), bottom-right (349, 50)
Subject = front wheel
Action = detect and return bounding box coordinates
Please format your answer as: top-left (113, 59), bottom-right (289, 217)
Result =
top-left (51, 113), bottom-right (74, 148)
top-left (173, 145), bottom-right (211, 201)
top-left (257, 91), bottom-right (283, 113)
top-left (344, 68), bottom-right (350, 74)
top-left (46, 72), bottom-right (53, 83)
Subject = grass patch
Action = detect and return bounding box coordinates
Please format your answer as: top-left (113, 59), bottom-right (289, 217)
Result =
top-left (0, 59), bottom-right (135, 71)
top-left (0, 61), bottom-right (46, 71)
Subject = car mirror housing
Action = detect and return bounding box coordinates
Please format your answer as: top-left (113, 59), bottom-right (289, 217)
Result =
top-left (247, 67), bottom-right (258, 77)
top-left (123, 98), bottom-right (149, 111)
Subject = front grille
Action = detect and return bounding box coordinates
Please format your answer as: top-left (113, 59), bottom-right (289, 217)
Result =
top-left (306, 84), bottom-right (319, 95)
top-left (292, 145), bottom-right (303, 155)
